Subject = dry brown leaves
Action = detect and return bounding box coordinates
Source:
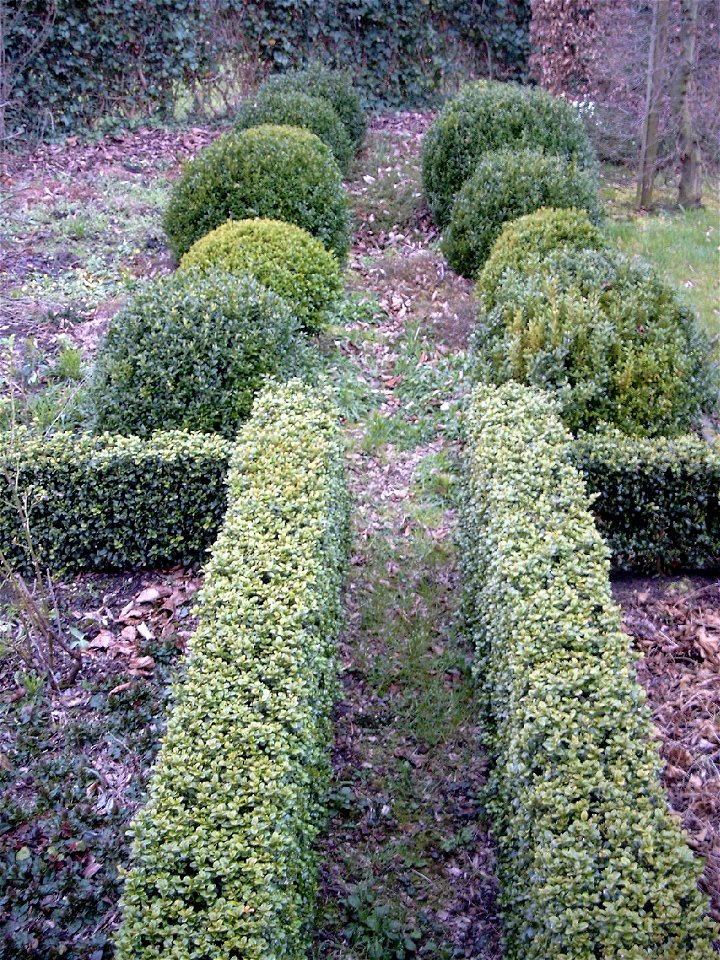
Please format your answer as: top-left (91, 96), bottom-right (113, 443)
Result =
top-left (618, 578), bottom-right (720, 921)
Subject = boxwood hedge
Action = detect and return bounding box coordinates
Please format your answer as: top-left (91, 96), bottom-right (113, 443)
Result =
top-left (179, 218), bottom-right (343, 333)
top-left (441, 148), bottom-right (601, 278)
top-left (574, 428), bottom-right (720, 572)
top-left (422, 80), bottom-right (596, 227)
top-left (91, 270), bottom-right (302, 438)
top-left (461, 382), bottom-right (717, 959)
top-left (261, 62), bottom-right (367, 150)
top-left (476, 207), bottom-right (608, 311)
top-left (163, 124), bottom-right (351, 261)
top-left (0, 429), bottom-right (230, 574)
top-left (234, 89), bottom-right (353, 174)
top-left (114, 382), bottom-right (349, 960)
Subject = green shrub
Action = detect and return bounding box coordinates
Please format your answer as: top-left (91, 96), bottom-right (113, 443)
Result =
top-left (0, 429), bottom-right (230, 574)
top-left (471, 250), bottom-right (718, 436)
top-left (114, 382), bottom-right (349, 960)
top-left (261, 62), bottom-right (367, 149)
top-left (90, 270), bottom-right (303, 439)
top-left (234, 88), bottom-right (353, 173)
top-left (476, 207), bottom-right (608, 311)
top-left (163, 124), bottom-right (351, 260)
top-left (179, 218), bottom-right (343, 333)
top-left (574, 428), bottom-right (720, 572)
top-left (422, 80), bottom-right (596, 227)
top-left (461, 382), bottom-right (717, 960)
top-left (441, 148), bottom-right (601, 278)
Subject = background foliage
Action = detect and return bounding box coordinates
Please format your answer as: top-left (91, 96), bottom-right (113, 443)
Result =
top-left (3, 0), bottom-right (531, 139)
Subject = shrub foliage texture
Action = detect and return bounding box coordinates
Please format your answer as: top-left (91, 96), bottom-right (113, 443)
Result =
top-left (461, 382), bottom-right (717, 959)
top-left (114, 383), bottom-right (349, 959)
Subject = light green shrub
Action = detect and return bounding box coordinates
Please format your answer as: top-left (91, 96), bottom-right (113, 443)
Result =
top-left (163, 124), bottom-right (351, 260)
top-left (574, 428), bottom-right (720, 571)
top-left (261, 62), bottom-right (367, 149)
top-left (471, 251), bottom-right (718, 436)
top-left (114, 382), bottom-right (349, 960)
top-left (0, 429), bottom-right (230, 574)
top-left (476, 207), bottom-right (608, 311)
top-left (179, 218), bottom-right (343, 332)
top-left (461, 381), bottom-right (717, 959)
top-left (90, 270), bottom-right (303, 438)
top-left (441, 148), bottom-right (601, 278)
top-left (234, 88), bottom-right (353, 173)
top-left (422, 80), bottom-right (596, 227)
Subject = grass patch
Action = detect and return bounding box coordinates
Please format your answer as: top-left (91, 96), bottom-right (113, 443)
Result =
top-left (601, 165), bottom-right (720, 342)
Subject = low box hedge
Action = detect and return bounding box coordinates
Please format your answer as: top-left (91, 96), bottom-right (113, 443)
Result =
top-left (461, 382), bottom-right (717, 959)
top-left (574, 428), bottom-right (720, 572)
top-left (0, 429), bottom-right (231, 575)
top-left (114, 381), bottom-right (349, 959)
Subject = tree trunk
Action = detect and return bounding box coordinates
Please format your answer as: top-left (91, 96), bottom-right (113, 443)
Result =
top-left (677, 0), bottom-right (702, 206)
top-left (636, 0), bottom-right (670, 209)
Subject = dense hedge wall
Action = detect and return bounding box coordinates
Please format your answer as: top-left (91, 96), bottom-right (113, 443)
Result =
top-left (574, 428), bottom-right (720, 572)
top-left (0, 429), bottom-right (230, 574)
top-left (461, 382), bottom-right (717, 958)
top-left (5, 1), bottom-right (530, 139)
top-left (114, 382), bottom-right (349, 959)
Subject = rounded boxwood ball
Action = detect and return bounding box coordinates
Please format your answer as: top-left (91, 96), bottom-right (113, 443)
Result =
top-left (262, 62), bottom-right (367, 150)
top-left (471, 250), bottom-right (718, 437)
top-left (441, 148), bottom-right (601, 279)
top-left (477, 207), bottom-right (609, 311)
top-left (422, 79), bottom-right (596, 227)
top-left (179, 218), bottom-right (343, 332)
top-left (163, 124), bottom-right (351, 261)
top-left (234, 89), bottom-right (353, 173)
top-left (90, 270), bottom-right (302, 438)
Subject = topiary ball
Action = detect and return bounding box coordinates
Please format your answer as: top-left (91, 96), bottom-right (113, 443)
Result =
top-left (471, 250), bottom-right (718, 437)
top-left (234, 89), bottom-right (353, 173)
top-left (441, 149), bottom-right (601, 278)
top-left (179, 218), bottom-right (344, 333)
top-left (261, 62), bottom-right (367, 150)
top-left (163, 125), bottom-right (351, 261)
top-left (90, 270), bottom-right (303, 438)
top-left (477, 207), bottom-right (609, 311)
top-left (422, 80), bottom-right (596, 227)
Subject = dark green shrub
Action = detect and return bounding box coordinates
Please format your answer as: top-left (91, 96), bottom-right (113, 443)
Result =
top-left (234, 88), bottom-right (353, 173)
top-left (261, 62), bottom-right (367, 149)
top-left (461, 382), bottom-right (717, 959)
top-left (476, 207), bottom-right (608, 310)
top-left (179, 218), bottom-right (343, 332)
top-left (422, 80), bottom-right (596, 226)
top-left (163, 125), bottom-right (351, 261)
top-left (115, 382), bottom-right (349, 959)
top-left (0, 429), bottom-right (230, 574)
top-left (574, 428), bottom-right (720, 572)
top-left (441, 148), bottom-right (601, 277)
top-left (90, 270), bottom-right (302, 438)
top-left (471, 251), bottom-right (718, 436)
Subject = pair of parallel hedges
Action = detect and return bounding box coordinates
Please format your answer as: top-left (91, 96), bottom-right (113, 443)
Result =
top-left (575, 428), bottom-right (720, 572)
top-left (461, 382), bottom-right (717, 958)
top-left (114, 383), bottom-right (349, 959)
top-left (0, 429), bottom-right (231, 574)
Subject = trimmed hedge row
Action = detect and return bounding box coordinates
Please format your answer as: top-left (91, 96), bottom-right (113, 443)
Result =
top-left (0, 429), bottom-right (231, 574)
top-left (114, 382), bottom-right (349, 959)
top-left (461, 382), bottom-right (717, 959)
top-left (574, 428), bottom-right (720, 572)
